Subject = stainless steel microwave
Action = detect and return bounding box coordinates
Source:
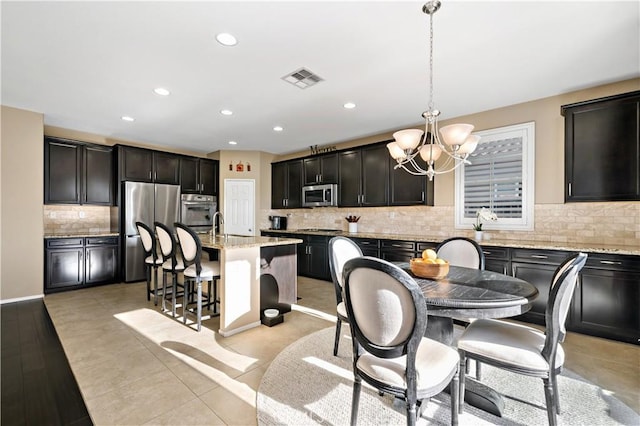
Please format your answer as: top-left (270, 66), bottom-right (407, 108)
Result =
top-left (302, 184), bottom-right (338, 207)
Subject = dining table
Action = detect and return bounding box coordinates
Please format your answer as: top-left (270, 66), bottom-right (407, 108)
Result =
top-left (397, 263), bottom-right (539, 417)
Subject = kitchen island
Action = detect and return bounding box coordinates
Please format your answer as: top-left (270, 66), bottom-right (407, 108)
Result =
top-left (200, 234), bottom-right (302, 336)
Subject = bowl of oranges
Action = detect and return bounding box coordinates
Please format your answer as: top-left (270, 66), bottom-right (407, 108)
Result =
top-left (410, 249), bottom-right (449, 279)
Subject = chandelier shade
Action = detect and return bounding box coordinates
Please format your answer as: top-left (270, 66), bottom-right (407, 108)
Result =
top-left (387, 0), bottom-right (479, 180)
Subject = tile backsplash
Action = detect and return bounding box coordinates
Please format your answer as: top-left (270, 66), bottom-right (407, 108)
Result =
top-left (264, 201), bottom-right (640, 247)
top-left (44, 205), bottom-right (116, 233)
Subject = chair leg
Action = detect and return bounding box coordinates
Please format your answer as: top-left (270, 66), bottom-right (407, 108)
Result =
top-left (543, 377), bottom-right (557, 426)
top-left (406, 398), bottom-right (418, 426)
top-left (451, 367), bottom-right (460, 425)
top-left (183, 280), bottom-right (190, 324)
top-left (196, 278), bottom-right (202, 332)
top-left (213, 279), bottom-right (219, 314)
top-left (146, 265), bottom-right (151, 301)
top-left (350, 376), bottom-right (361, 426)
top-left (551, 372), bottom-right (561, 414)
top-left (153, 266), bottom-right (159, 306)
top-left (333, 318), bottom-right (342, 356)
top-left (206, 281), bottom-right (212, 312)
top-left (173, 273), bottom-right (178, 318)
top-left (458, 352), bottom-right (466, 412)
top-left (162, 270), bottom-right (168, 312)
top-left (476, 360), bottom-right (482, 381)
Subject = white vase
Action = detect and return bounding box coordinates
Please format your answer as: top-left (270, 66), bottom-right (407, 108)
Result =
top-left (348, 223), bottom-right (358, 233)
top-left (474, 230), bottom-right (483, 241)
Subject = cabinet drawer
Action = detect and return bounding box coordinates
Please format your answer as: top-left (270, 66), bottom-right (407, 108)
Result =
top-left (46, 238), bottom-right (84, 248)
top-left (85, 236), bottom-right (118, 246)
top-left (416, 242), bottom-right (437, 251)
top-left (381, 240), bottom-right (415, 251)
top-left (481, 246), bottom-right (510, 260)
top-left (353, 238), bottom-right (378, 248)
top-left (585, 253), bottom-right (640, 272)
top-left (511, 248), bottom-right (571, 265)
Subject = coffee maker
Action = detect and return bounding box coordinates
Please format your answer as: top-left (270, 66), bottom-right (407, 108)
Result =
top-left (269, 215), bottom-right (287, 230)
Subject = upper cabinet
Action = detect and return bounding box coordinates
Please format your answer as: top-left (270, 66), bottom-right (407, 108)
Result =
top-left (303, 153), bottom-right (338, 185)
top-left (271, 160), bottom-right (303, 209)
top-left (562, 91), bottom-right (640, 202)
top-left (118, 146), bottom-right (179, 184)
top-left (180, 157), bottom-right (218, 195)
top-left (45, 137), bottom-right (114, 205)
top-left (338, 144), bottom-right (389, 207)
top-left (389, 155), bottom-right (434, 206)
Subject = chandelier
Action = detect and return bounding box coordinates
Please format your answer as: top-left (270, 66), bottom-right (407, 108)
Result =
top-left (387, 0), bottom-right (479, 181)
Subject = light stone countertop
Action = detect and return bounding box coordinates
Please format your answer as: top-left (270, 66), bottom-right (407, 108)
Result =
top-left (261, 229), bottom-right (640, 256)
top-left (199, 233), bottom-right (302, 250)
top-left (44, 231), bottom-right (119, 238)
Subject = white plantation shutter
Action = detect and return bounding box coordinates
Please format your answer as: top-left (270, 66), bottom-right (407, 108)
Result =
top-left (455, 122), bottom-right (535, 231)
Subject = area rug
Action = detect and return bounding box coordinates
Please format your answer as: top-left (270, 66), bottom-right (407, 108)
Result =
top-left (257, 327), bottom-right (638, 425)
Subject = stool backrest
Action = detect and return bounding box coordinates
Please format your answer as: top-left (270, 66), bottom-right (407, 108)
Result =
top-left (174, 222), bottom-right (203, 275)
top-left (136, 222), bottom-right (157, 261)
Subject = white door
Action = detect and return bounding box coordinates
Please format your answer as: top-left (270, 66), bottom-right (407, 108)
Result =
top-left (223, 179), bottom-right (255, 236)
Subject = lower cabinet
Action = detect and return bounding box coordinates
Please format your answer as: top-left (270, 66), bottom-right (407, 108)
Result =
top-left (297, 235), bottom-right (330, 281)
top-left (481, 246), bottom-right (511, 275)
top-left (45, 236), bottom-right (119, 293)
top-left (380, 240), bottom-right (417, 263)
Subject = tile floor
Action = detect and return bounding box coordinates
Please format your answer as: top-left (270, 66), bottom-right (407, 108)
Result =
top-left (44, 277), bottom-right (639, 425)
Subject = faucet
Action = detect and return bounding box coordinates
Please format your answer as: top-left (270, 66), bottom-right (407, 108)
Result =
top-left (212, 211), bottom-right (225, 238)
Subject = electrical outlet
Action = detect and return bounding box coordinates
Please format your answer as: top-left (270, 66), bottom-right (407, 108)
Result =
top-left (79, 211), bottom-right (86, 219)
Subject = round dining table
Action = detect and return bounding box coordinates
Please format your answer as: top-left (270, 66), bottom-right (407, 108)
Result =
top-left (397, 263), bottom-right (539, 416)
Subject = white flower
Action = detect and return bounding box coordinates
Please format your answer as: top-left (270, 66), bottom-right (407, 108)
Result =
top-left (474, 207), bottom-right (498, 231)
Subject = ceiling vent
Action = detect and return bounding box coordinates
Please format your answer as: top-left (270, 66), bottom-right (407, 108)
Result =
top-left (282, 67), bottom-right (323, 89)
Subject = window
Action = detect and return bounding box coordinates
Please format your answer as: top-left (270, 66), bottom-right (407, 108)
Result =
top-left (455, 122), bottom-right (535, 231)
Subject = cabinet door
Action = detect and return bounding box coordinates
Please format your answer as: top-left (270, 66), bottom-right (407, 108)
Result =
top-left (84, 145), bottom-right (114, 205)
top-left (153, 152), bottom-right (180, 184)
top-left (45, 139), bottom-right (81, 204)
top-left (199, 159), bottom-right (218, 196)
top-left (180, 157), bottom-right (199, 193)
top-left (271, 162), bottom-right (287, 208)
top-left (303, 157), bottom-right (321, 185)
top-left (46, 248), bottom-right (84, 289)
top-left (338, 150), bottom-right (362, 207)
top-left (85, 245), bottom-right (118, 284)
top-left (511, 262), bottom-right (556, 325)
top-left (481, 246), bottom-right (511, 275)
top-left (121, 146), bottom-right (153, 182)
top-left (564, 92), bottom-right (640, 201)
top-left (286, 160), bottom-right (303, 208)
top-left (361, 145), bottom-right (389, 206)
top-left (389, 156), bottom-right (432, 206)
top-left (307, 237), bottom-right (329, 280)
top-left (319, 154), bottom-right (338, 183)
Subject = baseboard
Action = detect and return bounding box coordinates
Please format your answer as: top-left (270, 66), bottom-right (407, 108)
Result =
top-left (0, 294), bottom-right (44, 305)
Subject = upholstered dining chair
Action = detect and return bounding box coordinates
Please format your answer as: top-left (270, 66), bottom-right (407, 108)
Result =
top-left (343, 256), bottom-right (461, 426)
top-left (174, 222), bottom-right (221, 332)
top-left (328, 236), bottom-right (363, 356)
top-left (436, 237), bottom-right (485, 270)
top-left (154, 222), bottom-right (185, 317)
top-left (135, 222), bottom-right (164, 306)
top-left (457, 252), bottom-right (588, 426)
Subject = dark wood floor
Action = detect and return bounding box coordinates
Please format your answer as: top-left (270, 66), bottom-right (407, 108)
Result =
top-left (1, 299), bottom-right (92, 425)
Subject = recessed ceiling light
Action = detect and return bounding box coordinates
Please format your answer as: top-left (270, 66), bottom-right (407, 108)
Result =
top-left (273, 126), bottom-right (284, 132)
top-left (216, 33), bottom-right (237, 46)
top-left (228, 141), bottom-right (237, 145)
top-left (344, 102), bottom-right (356, 109)
top-left (153, 87), bottom-right (170, 96)
top-left (121, 116), bottom-right (135, 122)
top-left (220, 109), bottom-right (233, 116)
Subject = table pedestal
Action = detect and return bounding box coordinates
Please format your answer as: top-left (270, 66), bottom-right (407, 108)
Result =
top-left (425, 315), bottom-right (505, 417)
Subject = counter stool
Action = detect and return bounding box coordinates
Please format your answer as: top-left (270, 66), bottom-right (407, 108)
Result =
top-left (136, 222), bottom-right (163, 305)
top-left (154, 222), bottom-right (185, 318)
top-left (174, 222), bottom-right (221, 331)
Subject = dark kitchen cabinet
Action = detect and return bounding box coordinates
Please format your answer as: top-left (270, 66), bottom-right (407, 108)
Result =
top-left (303, 153), bottom-right (338, 185)
top-left (45, 137), bottom-right (114, 205)
top-left (353, 238), bottom-right (380, 257)
top-left (118, 146), bottom-right (179, 184)
top-left (271, 160), bottom-right (303, 209)
top-left (481, 246), bottom-right (511, 275)
top-left (511, 248), bottom-right (572, 325)
top-left (389, 155), bottom-right (434, 206)
top-left (562, 90), bottom-right (640, 202)
top-left (568, 253), bottom-right (639, 345)
top-left (45, 236), bottom-right (119, 293)
top-left (338, 144), bottom-right (389, 207)
top-left (292, 234), bottom-right (330, 281)
top-left (181, 157), bottom-right (218, 195)
top-left (380, 240), bottom-right (417, 263)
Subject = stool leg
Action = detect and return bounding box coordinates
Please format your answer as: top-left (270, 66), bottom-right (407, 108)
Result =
top-left (197, 278), bottom-right (202, 332)
top-left (213, 278), bottom-right (219, 314)
top-left (183, 280), bottom-right (190, 324)
top-left (172, 272), bottom-right (178, 318)
top-left (153, 266), bottom-right (159, 306)
top-left (146, 265), bottom-right (151, 301)
top-left (162, 270), bottom-right (168, 312)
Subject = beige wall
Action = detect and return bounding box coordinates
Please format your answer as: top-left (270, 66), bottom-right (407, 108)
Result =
top-left (1, 106), bottom-right (44, 302)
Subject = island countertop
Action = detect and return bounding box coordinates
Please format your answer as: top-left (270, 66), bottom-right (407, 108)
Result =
top-left (199, 234), bottom-right (302, 250)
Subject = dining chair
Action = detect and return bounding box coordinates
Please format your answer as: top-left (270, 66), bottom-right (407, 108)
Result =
top-left (343, 256), bottom-right (461, 426)
top-left (328, 236), bottom-right (363, 356)
top-left (135, 222), bottom-right (163, 306)
top-left (436, 237), bottom-right (485, 270)
top-left (457, 252), bottom-right (588, 426)
top-left (154, 222), bottom-right (185, 317)
top-left (174, 222), bottom-right (221, 332)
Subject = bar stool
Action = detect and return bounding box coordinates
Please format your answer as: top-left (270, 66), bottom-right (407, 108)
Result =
top-left (154, 222), bottom-right (185, 317)
top-left (135, 222), bottom-right (163, 305)
top-left (174, 222), bottom-right (221, 331)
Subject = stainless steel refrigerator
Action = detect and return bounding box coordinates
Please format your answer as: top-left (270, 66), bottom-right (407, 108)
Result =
top-left (123, 181), bottom-right (180, 282)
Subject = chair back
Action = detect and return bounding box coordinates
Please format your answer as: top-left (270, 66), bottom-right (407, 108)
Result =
top-left (154, 222), bottom-right (179, 268)
top-left (328, 236), bottom-right (363, 305)
top-left (174, 222), bottom-right (203, 275)
top-left (542, 252), bottom-right (588, 366)
top-left (136, 221), bottom-right (157, 262)
top-left (343, 256), bottom-right (427, 362)
top-left (436, 237), bottom-right (485, 269)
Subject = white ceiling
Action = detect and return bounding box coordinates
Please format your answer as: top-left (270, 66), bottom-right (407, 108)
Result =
top-left (2, 1), bottom-right (639, 155)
